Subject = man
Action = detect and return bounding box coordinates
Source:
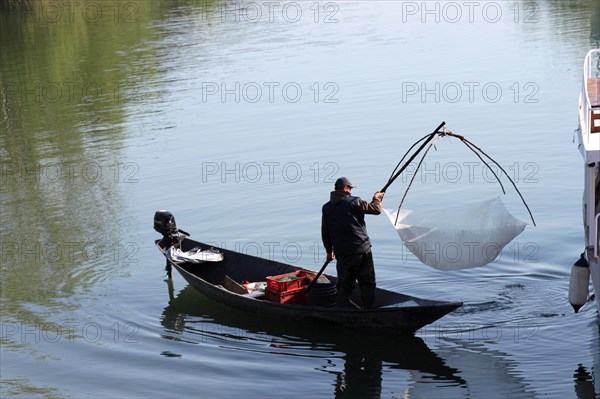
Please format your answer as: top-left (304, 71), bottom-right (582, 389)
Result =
top-left (321, 177), bottom-right (384, 308)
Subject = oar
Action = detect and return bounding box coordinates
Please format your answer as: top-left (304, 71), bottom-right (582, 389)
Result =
top-left (305, 259), bottom-right (332, 293)
top-left (380, 121), bottom-right (446, 193)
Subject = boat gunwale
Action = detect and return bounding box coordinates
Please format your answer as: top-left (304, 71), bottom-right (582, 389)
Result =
top-left (172, 261), bottom-right (462, 314)
top-left (155, 239), bottom-right (463, 314)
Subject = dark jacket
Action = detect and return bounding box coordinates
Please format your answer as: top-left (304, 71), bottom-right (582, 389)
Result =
top-left (321, 190), bottom-right (382, 258)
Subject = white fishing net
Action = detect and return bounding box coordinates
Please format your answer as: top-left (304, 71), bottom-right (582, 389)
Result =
top-left (384, 197), bottom-right (527, 270)
top-left (167, 247), bottom-right (224, 264)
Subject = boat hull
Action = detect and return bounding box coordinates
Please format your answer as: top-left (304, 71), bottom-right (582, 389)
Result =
top-left (156, 238), bottom-right (462, 334)
top-left (591, 260), bottom-right (600, 316)
top-left (577, 49), bottom-right (600, 318)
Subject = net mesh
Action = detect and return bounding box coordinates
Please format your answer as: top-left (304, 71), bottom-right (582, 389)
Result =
top-left (384, 197), bottom-right (527, 270)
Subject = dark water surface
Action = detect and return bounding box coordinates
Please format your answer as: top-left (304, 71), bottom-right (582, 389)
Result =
top-left (1, 1), bottom-right (600, 398)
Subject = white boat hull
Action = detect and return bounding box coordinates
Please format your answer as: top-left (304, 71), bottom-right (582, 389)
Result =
top-left (591, 260), bottom-right (600, 317)
top-left (577, 49), bottom-right (600, 318)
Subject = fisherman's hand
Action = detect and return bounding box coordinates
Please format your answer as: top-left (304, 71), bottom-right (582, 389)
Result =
top-left (373, 192), bottom-right (384, 201)
top-left (326, 251), bottom-right (335, 262)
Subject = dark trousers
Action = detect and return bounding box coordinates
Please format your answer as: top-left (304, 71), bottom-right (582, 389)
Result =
top-left (336, 250), bottom-right (376, 308)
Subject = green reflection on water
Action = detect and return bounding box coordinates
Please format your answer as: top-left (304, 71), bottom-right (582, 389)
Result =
top-left (1, 0), bottom-right (154, 319)
top-left (0, 2), bottom-right (217, 396)
top-left (0, 0), bottom-right (216, 312)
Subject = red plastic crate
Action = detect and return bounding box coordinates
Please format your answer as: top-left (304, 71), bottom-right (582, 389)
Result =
top-left (265, 287), bottom-right (306, 305)
top-left (266, 271), bottom-right (310, 293)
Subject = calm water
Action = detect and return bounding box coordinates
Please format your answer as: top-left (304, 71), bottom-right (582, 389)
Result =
top-left (1, 0), bottom-right (600, 398)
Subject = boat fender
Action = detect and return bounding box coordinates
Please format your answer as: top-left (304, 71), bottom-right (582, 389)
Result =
top-left (568, 253), bottom-right (590, 313)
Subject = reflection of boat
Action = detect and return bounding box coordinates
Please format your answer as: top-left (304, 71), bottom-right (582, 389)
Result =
top-left (153, 211), bottom-right (462, 335)
top-left (161, 283), bottom-right (466, 394)
top-left (161, 284), bottom-right (539, 398)
top-left (573, 324), bottom-right (600, 398)
top-left (572, 49), bottom-right (600, 316)
top-left (406, 343), bottom-right (535, 399)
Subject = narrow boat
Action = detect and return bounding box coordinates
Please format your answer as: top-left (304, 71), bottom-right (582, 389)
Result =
top-left (571, 49), bottom-right (600, 316)
top-left (153, 211), bottom-right (462, 334)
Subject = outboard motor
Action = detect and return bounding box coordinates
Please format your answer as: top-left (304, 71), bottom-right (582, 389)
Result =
top-left (154, 210), bottom-right (190, 246)
top-left (154, 210), bottom-right (190, 278)
top-left (154, 210), bottom-right (178, 244)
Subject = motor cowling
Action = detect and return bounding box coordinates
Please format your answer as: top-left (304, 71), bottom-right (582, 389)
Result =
top-left (154, 210), bottom-right (191, 251)
top-left (154, 210), bottom-right (177, 237)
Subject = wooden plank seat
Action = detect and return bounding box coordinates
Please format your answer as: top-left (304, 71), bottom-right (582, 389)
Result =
top-left (589, 78), bottom-right (600, 107)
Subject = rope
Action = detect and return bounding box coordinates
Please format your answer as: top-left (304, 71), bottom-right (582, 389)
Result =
top-left (384, 124), bottom-right (536, 227)
top-left (394, 134), bottom-right (443, 225)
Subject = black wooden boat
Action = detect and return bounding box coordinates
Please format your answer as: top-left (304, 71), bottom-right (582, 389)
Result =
top-left (154, 211), bottom-right (462, 335)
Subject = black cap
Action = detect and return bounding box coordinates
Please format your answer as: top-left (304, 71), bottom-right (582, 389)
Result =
top-left (335, 177), bottom-right (355, 189)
